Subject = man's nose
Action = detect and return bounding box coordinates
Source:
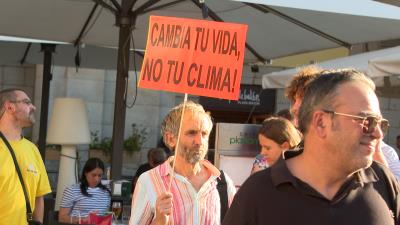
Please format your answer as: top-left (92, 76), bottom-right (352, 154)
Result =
top-left (193, 133), bottom-right (202, 144)
top-left (371, 124), bottom-right (384, 140)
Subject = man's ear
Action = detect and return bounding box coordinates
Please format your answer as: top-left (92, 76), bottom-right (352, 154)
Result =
top-left (4, 101), bottom-right (15, 113)
top-left (311, 111), bottom-right (328, 138)
top-left (281, 141), bottom-right (290, 150)
top-left (164, 132), bottom-right (177, 150)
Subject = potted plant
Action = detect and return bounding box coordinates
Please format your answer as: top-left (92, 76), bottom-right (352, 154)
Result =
top-left (123, 123), bottom-right (148, 156)
top-left (89, 131), bottom-right (112, 162)
top-left (45, 144), bottom-right (61, 160)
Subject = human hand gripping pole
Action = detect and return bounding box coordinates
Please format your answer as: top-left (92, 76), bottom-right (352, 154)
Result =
top-left (154, 192), bottom-right (173, 225)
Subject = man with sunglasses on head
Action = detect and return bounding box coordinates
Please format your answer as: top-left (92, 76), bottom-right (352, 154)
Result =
top-left (0, 89), bottom-right (51, 225)
top-left (285, 66), bottom-right (400, 180)
top-left (223, 69), bottom-right (400, 225)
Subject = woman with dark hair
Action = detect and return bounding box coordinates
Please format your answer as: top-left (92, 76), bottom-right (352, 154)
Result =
top-left (251, 117), bottom-right (301, 174)
top-left (59, 158), bottom-right (111, 223)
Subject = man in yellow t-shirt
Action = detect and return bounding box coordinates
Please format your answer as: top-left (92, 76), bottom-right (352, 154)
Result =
top-left (0, 88), bottom-right (51, 225)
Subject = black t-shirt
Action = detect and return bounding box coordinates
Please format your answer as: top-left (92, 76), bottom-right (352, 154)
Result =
top-left (131, 163), bottom-right (152, 194)
top-left (223, 153), bottom-right (400, 225)
top-left (134, 163), bottom-right (152, 178)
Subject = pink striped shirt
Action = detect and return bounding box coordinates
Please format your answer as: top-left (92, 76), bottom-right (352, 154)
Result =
top-left (129, 157), bottom-right (236, 225)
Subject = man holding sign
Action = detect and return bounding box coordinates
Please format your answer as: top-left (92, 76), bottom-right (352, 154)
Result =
top-left (130, 101), bottom-right (236, 225)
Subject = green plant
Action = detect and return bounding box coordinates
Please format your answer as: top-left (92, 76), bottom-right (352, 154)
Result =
top-left (89, 131), bottom-right (112, 155)
top-left (89, 131), bottom-right (101, 149)
top-left (46, 144), bottom-right (61, 150)
top-left (99, 137), bottom-right (113, 155)
top-left (124, 124), bottom-right (148, 156)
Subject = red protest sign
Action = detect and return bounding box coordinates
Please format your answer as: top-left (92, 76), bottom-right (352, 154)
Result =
top-left (138, 16), bottom-right (248, 100)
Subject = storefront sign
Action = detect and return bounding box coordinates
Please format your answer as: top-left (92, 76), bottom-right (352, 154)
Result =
top-left (199, 84), bottom-right (276, 113)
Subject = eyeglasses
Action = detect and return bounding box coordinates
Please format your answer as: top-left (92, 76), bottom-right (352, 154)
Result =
top-left (322, 109), bottom-right (389, 134)
top-left (10, 99), bottom-right (33, 106)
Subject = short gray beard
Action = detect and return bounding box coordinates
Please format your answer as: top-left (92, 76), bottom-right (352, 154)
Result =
top-left (180, 147), bottom-right (206, 164)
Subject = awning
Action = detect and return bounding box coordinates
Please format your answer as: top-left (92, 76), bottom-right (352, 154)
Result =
top-left (262, 46), bottom-right (400, 89)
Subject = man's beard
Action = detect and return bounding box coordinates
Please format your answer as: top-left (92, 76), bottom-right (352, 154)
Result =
top-left (16, 110), bottom-right (35, 127)
top-left (179, 145), bottom-right (207, 164)
top-left (329, 120), bottom-right (373, 172)
top-left (25, 111), bottom-right (35, 126)
top-left (28, 112), bottom-right (35, 124)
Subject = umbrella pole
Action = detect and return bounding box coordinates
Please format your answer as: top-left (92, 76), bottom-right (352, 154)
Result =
top-left (38, 43), bottom-right (56, 160)
top-left (110, 13), bottom-right (135, 180)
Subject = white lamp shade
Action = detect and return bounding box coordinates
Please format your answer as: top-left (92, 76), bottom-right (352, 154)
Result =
top-left (46, 98), bottom-right (90, 144)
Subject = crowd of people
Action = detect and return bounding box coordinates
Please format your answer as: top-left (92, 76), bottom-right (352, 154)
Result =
top-left (1, 66), bottom-right (400, 225)
top-left (223, 68), bottom-right (399, 225)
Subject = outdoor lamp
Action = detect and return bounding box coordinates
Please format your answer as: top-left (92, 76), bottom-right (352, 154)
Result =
top-left (46, 98), bottom-right (90, 210)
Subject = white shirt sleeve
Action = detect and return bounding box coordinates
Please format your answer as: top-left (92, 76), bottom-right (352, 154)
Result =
top-left (129, 174), bottom-right (155, 225)
top-left (381, 141), bottom-right (400, 180)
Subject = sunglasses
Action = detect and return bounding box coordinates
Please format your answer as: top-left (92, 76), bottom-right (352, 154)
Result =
top-left (322, 110), bottom-right (389, 134)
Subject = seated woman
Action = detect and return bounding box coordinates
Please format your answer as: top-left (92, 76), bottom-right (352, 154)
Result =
top-left (251, 117), bottom-right (301, 174)
top-left (59, 157), bottom-right (111, 223)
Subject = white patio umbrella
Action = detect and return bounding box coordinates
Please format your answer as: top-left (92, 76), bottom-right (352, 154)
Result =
top-left (368, 52), bottom-right (400, 77)
top-left (262, 46), bottom-right (400, 89)
top-left (2, 0), bottom-right (400, 63)
top-left (0, 40), bottom-right (143, 70)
